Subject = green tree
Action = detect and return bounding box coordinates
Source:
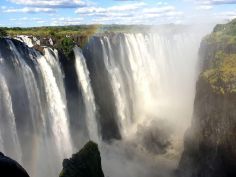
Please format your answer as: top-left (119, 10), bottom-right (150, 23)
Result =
top-left (56, 37), bottom-right (75, 58)
top-left (0, 28), bottom-right (7, 38)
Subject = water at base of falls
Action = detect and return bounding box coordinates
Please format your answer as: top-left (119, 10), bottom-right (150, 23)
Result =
top-left (0, 27), bottom-right (211, 177)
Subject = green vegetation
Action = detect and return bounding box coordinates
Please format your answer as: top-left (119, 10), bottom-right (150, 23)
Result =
top-left (4, 26), bottom-right (100, 57)
top-left (202, 52), bottom-right (236, 94)
top-left (201, 19), bottom-right (236, 94)
top-left (5, 25), bottom-right (100, 37)
top-left (55, 37), bottom-right (75, 57)
top-left (204, 19), bottom-right (236, 45)
top-left (0, 28), bottom-right (7, 38)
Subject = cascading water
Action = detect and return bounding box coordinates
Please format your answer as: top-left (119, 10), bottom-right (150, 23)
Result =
top-left (0, 26), bottom-right (211, 177)
top-left (82, 30), bottom-right (210, 177)
top-left (0, 38), bottom-right (73, 177)
top-left (37, 52), bottom-right (73, 159)
top-left (0, 74), bottom-right (22, 162)
top-left (15, 35), bottom-right (34, 47)
top-left (83, 31), bottom-right (205, 143)
top-left (43, 48), bottom-right (67, 103)
top-left (73, 46), bottom-right (99, 143)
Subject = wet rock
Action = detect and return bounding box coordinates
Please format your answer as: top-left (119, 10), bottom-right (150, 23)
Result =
top-left (59, 141), bottom-right (104, 177)
top-left (0, 152), bottom-right (30, 177)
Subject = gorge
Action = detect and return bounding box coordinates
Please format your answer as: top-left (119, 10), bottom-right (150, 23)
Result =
top-left (0, 21), bottom-right (234, 177)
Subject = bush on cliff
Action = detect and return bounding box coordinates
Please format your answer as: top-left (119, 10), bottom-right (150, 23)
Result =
top-left (0, 28), bottom-right (7, 38)
top-left (202, 52), bottom-right (236, 94)
top-left (201, 19), bottom-right (236, 94)
top-left (59, 141), bottom-right (104, 177)
top-left (55, 37), bottom-right (75, 58)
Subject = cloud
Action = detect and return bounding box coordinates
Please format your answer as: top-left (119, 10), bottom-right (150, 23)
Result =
top-left (10, 17), bottom-right (47, 22)
top-left (75, 2), bottom-right (146, 14)
top-left (3, 7), bottom-right (56, 13)
top-left (186, 0), bottom-right (236, 11)
top-left (8, 0), bottom-right (90, 8)
top-left (195, 5), bottom-right (213, 10)
top-left (214, 10), bottom-right (236, 20)
top-left (50, 17), bottom-right (84, 25)
top-left (75, 2), bottom-right (183, 24)
top-left (195, 0), bottom-right (236, 5)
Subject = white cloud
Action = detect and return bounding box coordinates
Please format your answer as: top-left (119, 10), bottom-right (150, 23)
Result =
top-left (75, 2), bottom-right (146, 14)
top-left (214, 10), bottom-right (236, 20)
top-left (3, 7), bottom-right (56, 13)
top-left (195, 5), bottom-right (213, 10)
top-left (8, 0), bottom-right (90, 8)
top-left (187, 0), bottom-right (236, 11)
top-left (10, 17), bottom-right (47, 22)
top-left (195, 0), bottom-right (236, 5)
top-left (142, 6), bottom-right (176, 14)
top-left (77, 3), bottom-right (183, 24)
top-left (50, 17), bottom-right (84, 25)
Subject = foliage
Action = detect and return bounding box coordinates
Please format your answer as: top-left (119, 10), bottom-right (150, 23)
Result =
top-left (202, 52), bottom-right (236, 94)
top-left (55, 37), bottom-right (75, 57)
top-left (205, 19), bottom-right (236, 46)
top-left (201, 19), bottom-right (236, 94)
top-left (0, 28), bottom-right (7, 37)
top-left (213, 19), bottom-right (236, 36)
top-left (5, 25), bottom-right (100, 37)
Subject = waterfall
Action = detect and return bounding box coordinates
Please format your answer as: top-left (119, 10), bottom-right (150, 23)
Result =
top-left (0, 27), bottom-right (210, 177)
top-left (7, 40), bottom-right (46, 133)
top-left (0, 38), bottom-right (73, 177)
top-left (73, 46), bottom-right (99, 142)
top-left (82, 31), bottom-right (209, 177)
top-left (83, 32), bottom-right (204, 143)
top-left (0, 74), bottom-right (22, 162)
top-left (37, 51), bottom-right (73, 159)
top-left (43, 48), bottom-right (67, 106)
top-left (15, 35), bottom-right (34, 47)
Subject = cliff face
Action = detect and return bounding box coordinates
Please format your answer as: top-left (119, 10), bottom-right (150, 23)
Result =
top-left (178, 20), bottom-right (236, 177)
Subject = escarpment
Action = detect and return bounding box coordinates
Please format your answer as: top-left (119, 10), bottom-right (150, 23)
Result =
top-left (178, 19), bottom-right (236, 177)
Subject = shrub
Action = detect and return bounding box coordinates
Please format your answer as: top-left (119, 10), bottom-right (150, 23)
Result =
top-left (56, 37), bottom-right (75, 58)
top-left (0, 28), bottom-right (7, 38)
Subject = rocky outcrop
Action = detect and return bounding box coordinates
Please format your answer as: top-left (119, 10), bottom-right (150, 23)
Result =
top-left (0, 152), bottom-right (30, 177)
top-left (178, 19), bottom-right (236, 177)
top-left (59, 141), bottom-right (104, 177)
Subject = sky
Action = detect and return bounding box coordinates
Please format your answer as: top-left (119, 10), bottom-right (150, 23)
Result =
top-left (0, 0), bottom-right (236, 27)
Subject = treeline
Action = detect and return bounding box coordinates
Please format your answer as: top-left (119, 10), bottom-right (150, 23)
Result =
top-left (0, 24), bottom-right (158, 38)
top-left (0, 28), bottom-right (8, 37)
top-left (4, 25), bottom-right (100, 37)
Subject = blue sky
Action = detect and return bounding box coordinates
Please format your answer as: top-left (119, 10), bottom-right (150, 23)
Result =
top-left (0, 0), bottom-right (236, 27)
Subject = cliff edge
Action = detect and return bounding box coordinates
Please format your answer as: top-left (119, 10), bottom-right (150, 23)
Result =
top-left (178, 19), bottom-right (236, 177)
